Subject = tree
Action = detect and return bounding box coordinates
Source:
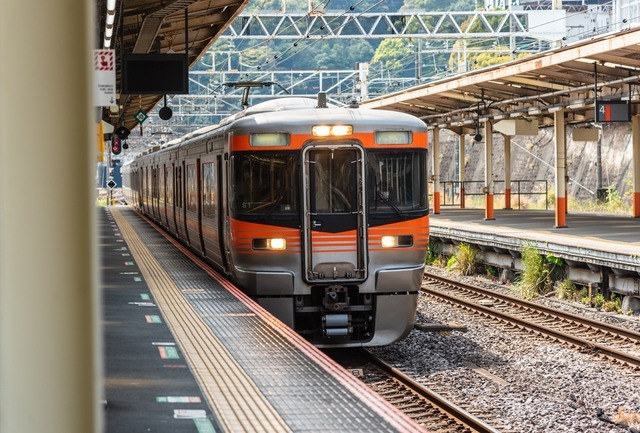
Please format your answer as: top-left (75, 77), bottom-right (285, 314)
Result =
top-left (402, 0), bottom-right (477, 12)
top-left (371, 38), bottom-right (413, 77)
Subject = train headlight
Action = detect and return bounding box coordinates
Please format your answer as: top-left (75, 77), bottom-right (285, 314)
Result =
top-left (253, 238), bottom-right (287, 251)
top-left (267, 238), bottom-right (287, 250)
top-left (381, 235), bottom-right (413, 248)
top-left (312, 125), bottom-right (353, 137)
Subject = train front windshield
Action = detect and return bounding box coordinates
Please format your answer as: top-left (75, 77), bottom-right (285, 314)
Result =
top-left (231, 153), bottom-right (299, 216)
top-left (230, 149), bottom-right (428, 222)
top-left (367, 150), bottom-right (429, 217)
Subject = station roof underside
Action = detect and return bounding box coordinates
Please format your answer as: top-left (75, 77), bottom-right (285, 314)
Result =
top-left (360, 27), bottom-right (640, 134)
top-left (97, 0), bottom-right (250, 131)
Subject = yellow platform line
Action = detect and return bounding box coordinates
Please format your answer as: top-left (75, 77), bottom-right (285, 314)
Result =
top-left (111, 208), bottom-right (292, 433)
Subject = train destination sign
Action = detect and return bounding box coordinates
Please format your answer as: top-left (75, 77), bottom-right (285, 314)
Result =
top-left (595, 100), bottom-right (630, 122)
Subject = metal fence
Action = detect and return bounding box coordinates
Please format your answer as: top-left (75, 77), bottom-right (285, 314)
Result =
top-left (436, 180), bottom-right (549, 209)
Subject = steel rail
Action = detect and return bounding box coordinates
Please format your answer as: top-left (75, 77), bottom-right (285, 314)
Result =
top-left (362, 349), bottom-right (502, 433)
top-left (423, 273), bottom-right (640, 368)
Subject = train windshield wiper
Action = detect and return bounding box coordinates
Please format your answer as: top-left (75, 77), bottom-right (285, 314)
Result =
top-left (264, 187), bottom-right (292, 218)
top-left (375, 190), bottom-right (407, 219)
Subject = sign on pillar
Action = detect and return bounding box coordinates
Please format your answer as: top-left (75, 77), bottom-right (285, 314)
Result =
top-left (93, 49), bottom-right (116, 107)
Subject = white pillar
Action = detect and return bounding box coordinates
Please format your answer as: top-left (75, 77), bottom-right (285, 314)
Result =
top-left (504, 134), bottom-right (512, 209)
top-left (554, 109), bottom-right (567, 227)
top-left (458, 133), bottom-right (466, 208)
top-left (432, 127), bottom-right (441, 213)
top-left (484, 122), bottom-right (495, 220)
top-left (0, 1), bottom-right (100, 433)
top-left (632, 114), bottom-right (640, 218)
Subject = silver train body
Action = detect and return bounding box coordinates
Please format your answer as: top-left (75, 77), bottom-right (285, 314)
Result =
top-left (122, 97), bottom-right (429, 347)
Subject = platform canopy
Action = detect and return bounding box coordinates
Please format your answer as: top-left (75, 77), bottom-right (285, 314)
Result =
top-left (361, 27), bottom-right (640, 133)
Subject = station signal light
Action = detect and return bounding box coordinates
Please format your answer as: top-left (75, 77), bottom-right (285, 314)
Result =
top-left (111, 136), bottom-right (122, 155)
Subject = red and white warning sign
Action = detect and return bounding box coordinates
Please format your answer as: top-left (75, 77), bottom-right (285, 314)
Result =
top-left (94, 49), bottom-right (116, 107)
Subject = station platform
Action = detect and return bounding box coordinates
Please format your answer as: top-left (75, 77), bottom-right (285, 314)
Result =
top-left (100, 206), bottom-right (424, 433)
top-left (429, 208), bottom-right (640, 307)
top-left (430, 208), bottom-right (640, 267)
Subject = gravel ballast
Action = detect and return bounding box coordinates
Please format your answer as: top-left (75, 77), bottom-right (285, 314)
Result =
top-left (371, 267), bottom-right (640, 433)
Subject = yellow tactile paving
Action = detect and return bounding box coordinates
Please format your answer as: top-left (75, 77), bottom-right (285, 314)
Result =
top-left (111, 208), bottom-right (292, 433)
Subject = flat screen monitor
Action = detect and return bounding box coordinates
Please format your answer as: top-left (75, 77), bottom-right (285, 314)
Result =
top-left (123, 53), bottom-right (189, 95)
top-left (595, 100), bottom-right (630, 122)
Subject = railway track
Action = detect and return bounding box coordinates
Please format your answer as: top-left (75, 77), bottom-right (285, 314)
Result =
top-left (423, 272), bottom-right (640, 369)
top-left (328, 349), bottom-right (505, 433)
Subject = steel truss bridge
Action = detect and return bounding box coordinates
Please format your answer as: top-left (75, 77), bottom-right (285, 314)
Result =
top-left (221, 10), bottom-right (563, 40)
top-left (146, 9), bottom-right (577, 133)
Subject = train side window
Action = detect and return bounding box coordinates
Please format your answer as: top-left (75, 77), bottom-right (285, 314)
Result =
top-left (152, 167), bottom-right (159, 200)
top-left (166, 166), bottom-right (173, 205)
top-left (158, 166), bottom-right (166, 205)
top-left (175, 166), bottom-right (182, 208)
top-left (202, 162), bottom-right (215, 217)
top-left (186, 164), bottom-right (197, 212)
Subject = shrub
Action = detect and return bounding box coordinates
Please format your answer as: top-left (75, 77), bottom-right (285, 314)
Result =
top-left (592, 293), bottom-right (606, 309)
top-left (485, 265), bottom-right (499, 280)
top-left (446, 255), bottom-right (457, 271)
top-left (425, 240), bottom-right (440, 266)
top-left (556, 278), bottom-right (575, 300)
top-left (601, 295), bottom-right (622, 313)
top-left (447, 243), bottom-right (478, 276)
top-left (515, 245), bottom-right (564, 299)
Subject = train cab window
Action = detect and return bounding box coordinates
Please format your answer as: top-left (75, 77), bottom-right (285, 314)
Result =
top-left (367, 150), bottom-right (428, 217)
top-left (309, 149), bottom-right (356, 214)
top-left (230, 153), bottom-right (299, 218)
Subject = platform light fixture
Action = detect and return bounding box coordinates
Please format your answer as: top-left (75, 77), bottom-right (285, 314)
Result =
top-left (567, 101), bottom-right (585, 110)
top-left (103, 0), bottom-right (117, 49)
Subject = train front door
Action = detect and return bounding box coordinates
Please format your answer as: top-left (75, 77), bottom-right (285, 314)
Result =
top-left (302, 145), bottom-right (368, 283)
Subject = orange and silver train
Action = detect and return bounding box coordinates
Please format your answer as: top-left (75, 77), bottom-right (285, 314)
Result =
top-left (122, 96), bottom-right (429, 347)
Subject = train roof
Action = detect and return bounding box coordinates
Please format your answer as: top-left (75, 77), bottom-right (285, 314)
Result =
top-left (232, 105), bottom-right (427, 133)
top-left (219, 97), bottom-right (326, 126)
top-left (134, 97), bottom-right (426, 161)
top-left (182, 123), bottom-right (220, 140)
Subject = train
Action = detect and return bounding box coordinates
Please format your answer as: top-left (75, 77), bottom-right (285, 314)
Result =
top-left (122, 92), bottom-right (429, 348)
